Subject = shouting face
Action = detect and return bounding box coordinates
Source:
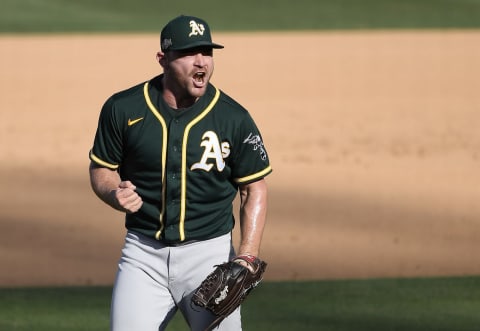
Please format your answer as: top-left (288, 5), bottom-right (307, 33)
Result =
top-left (158, 47), bottom-right (215, 109)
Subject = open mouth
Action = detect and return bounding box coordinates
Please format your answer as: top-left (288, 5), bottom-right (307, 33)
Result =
top-left (193, 72), bottom-right (206, 84)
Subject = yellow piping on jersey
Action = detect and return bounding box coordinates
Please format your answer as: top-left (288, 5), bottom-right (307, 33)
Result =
top-left (89, 150), bottom-right (119, 170)
top-left (143, 82), bottom-right (168, 239)
top-left (179, 87), bottom-right (220, 241)
top-left (235, 165), bottom-right (272, 184)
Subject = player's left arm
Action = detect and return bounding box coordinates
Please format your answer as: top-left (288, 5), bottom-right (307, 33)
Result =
top-left (237, 178), bottom-right (268, 260)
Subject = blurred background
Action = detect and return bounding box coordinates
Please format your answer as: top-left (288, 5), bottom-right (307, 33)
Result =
top-left (1, 0), bottom-right (480, 287)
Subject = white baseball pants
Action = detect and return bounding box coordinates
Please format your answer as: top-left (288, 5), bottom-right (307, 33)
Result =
top-left (110, 231), bottom-right (242, 331)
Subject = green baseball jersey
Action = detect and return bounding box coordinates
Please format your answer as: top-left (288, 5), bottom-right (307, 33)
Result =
top-left (90, 75), bottom-right (272, 243)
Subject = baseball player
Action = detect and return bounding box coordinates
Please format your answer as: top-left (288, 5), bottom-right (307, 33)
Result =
top-left (89, 15), bottom-right (272, 331)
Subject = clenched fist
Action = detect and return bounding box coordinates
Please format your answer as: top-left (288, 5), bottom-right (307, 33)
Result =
top-left (112, 181), bottom-right (143, 213)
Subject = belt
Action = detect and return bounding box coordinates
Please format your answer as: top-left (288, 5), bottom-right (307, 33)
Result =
top-left (162, 239), bottom-right (198, 247)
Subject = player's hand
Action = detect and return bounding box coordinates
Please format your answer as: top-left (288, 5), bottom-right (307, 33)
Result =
top-left (113, 181), bottom-right (143, 213)
top-left (233, 254), bottom-right (257, 273)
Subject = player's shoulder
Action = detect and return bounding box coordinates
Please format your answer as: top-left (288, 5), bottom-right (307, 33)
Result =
top-left (107, 80), bottom-right (147, 105)
top-left (213, 87), bottom-right (250, 117)
top-left (101, 79), bottom-right (152, 119)
top-left (99, 79), bottom-right (152, 125)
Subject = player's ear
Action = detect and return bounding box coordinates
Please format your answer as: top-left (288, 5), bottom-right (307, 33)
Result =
top-left (156, 51), bottom-right (166, 68)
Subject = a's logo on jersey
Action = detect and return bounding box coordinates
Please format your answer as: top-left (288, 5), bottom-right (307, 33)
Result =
top-left (243, 133), bottom-right (267, 160)
top-left (189, 20), bottom-right (205, 37)
top-left (191, 131), bottom-right (230, 172)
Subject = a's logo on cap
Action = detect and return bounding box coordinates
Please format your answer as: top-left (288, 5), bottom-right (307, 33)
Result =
top-left (162, 38), bottom-right (172, 50)
top-left (188, 20), bottom-right (205, 37)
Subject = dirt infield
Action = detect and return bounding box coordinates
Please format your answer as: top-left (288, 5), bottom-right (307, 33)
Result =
top-left (1, 31), bottom-right (480, 286)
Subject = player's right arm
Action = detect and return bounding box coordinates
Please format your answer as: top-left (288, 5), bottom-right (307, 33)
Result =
top-left (89, 162), bottom-right (143, 213)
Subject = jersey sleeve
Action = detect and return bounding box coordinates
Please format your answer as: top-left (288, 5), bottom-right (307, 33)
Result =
top-left (89, 96), bottom-right (123, 170)
top-left (230, 113), bottom-right (272, 184)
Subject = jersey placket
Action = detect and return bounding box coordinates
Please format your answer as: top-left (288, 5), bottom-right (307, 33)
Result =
top-left (144, 81), bottom-right (221, 242)
top-left (164, 117), bottom-right (184, 242)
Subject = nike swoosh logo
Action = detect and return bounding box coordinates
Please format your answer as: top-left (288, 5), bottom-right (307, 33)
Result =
top-left (128, 117), bottom-right (144, 126)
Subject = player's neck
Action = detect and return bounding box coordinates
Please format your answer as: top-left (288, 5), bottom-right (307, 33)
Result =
top-left (161, 77), bottom-right (198, 110)
top-left (162, 90), bottom-right (198, 110)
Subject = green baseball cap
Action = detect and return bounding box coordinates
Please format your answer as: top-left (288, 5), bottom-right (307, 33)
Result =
top-left (160, 15), bottom-right (224, 52)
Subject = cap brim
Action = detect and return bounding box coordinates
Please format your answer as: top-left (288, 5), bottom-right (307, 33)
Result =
top-left (170, 41), bottom-right (224, 51)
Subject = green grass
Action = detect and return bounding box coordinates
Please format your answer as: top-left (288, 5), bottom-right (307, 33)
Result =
top-left (1, 276), bottom-right (479, 331)
top-left (2, 0), bottom-right (480, 33)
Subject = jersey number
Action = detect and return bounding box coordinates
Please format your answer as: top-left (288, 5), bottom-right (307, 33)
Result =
top-left (191, 131), bottom-right (230, 172)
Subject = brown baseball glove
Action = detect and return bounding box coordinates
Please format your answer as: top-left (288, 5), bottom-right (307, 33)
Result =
top-left (192, 255), bottom-right (267, 330)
